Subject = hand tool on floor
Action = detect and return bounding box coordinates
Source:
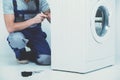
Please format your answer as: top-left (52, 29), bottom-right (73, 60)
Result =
top-left (21, 70), bottom-right (43, 77)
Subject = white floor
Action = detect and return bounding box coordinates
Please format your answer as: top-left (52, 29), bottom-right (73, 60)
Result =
top-left (0, 51), bottom-right (120, 80)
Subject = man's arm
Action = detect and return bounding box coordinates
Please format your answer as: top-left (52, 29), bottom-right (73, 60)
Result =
top-left (4, 13), bottom-right (47, 33)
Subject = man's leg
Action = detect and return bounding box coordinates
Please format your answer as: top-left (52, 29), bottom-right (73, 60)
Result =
top-left (27, 27), bottom-right (51, 65)
top-left (36, 54), bottom-right (51, 65)
top-left (28, 37), bottom-right (51, 65)
top-left (7, 32), bottom-right (29, 64)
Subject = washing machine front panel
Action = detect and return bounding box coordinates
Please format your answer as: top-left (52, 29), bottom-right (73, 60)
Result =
top-left (86, 0), bottom-right (115, 65)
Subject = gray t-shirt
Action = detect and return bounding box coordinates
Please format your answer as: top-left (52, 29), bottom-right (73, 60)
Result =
top-left (3, 0), bottom-right (50, 22)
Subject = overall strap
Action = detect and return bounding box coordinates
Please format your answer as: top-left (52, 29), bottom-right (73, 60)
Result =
top-left (13, 0), bottom-right (19, 17)
top-left (35, 0), bottom-right (39, 13)
top-left (13, 0), bottom-right (39, 16)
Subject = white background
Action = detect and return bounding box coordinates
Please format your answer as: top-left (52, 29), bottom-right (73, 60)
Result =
top-left (0, 0), bottom-right (120, 80)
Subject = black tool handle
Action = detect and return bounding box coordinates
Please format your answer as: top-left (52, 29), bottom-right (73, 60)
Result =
top-left (21, 71), bottom-right (32, 77)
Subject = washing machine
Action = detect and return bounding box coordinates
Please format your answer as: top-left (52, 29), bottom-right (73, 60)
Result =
top-left (51, 0), bottom-right (115, 73)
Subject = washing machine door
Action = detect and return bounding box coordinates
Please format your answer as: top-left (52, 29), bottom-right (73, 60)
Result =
top-left (91, 4), bottom-right (110, 43)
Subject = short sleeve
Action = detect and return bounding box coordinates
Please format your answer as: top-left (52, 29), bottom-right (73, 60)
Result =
top-left (39, 0), bottom-right (50, 12)
top-left (3, 0), bottom-right (14, 14)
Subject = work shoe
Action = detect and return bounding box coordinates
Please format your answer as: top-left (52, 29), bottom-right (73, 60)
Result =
top-left (17, 59), bottom-right (29, 64)
top-left (17, 51), bottom-right (36, 64)
top-left (26, 51), bottom-right (36, 62)
top-left (16, 51), bottom-right (29, 64)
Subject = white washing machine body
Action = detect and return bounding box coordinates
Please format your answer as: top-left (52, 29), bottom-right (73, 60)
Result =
top-left (51, 0), bottom-right (115, 73)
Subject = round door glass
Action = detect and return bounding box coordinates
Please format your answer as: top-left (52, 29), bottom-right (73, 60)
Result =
top-left (95, 6), bottom-right (109, 37)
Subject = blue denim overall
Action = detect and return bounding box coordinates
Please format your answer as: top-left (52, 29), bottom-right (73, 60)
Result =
top-left (7, 0), bottom-right (51, 65)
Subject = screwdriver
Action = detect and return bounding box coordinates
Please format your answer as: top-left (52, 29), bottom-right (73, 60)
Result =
top-left (21, 70), bottom-right (43, 77)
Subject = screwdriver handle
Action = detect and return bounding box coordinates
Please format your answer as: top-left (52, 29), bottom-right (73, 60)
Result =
top-left (21, 71), bottom-right (32, 77)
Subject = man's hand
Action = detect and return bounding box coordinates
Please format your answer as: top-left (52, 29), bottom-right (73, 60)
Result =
top-left (32, 13), bottom-right (47, 24)
top-left (43, 9), bottom-right (51, 23)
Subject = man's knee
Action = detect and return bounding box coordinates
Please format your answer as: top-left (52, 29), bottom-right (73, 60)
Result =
top-left (36, 55), bottom-right (51, 65)
top-left (7, 32), bottom-right (28, 49)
